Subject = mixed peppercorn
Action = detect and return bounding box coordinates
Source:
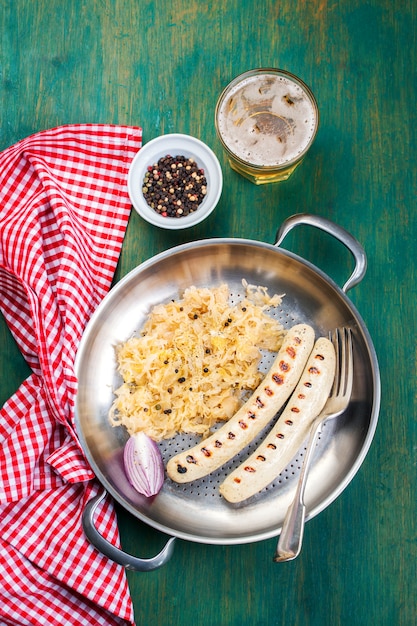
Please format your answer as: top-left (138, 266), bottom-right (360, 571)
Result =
top-left (142, 154), bottom-right (207, 218)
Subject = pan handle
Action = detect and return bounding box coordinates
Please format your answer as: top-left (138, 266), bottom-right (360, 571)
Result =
top-left (82, 491), bottom-right (176, 571)
top-left (274, 213), bottom-right (367, 293)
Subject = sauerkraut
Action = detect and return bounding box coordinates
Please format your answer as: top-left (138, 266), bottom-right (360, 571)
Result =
top-left (109, 281), bottom-right (285, 441)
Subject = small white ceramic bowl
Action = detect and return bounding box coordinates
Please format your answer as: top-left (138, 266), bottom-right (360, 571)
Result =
top-left (128, 133), bottom-right (223, 229)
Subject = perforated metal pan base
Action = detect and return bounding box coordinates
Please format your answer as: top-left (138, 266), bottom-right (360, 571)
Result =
top-left (75, 238), bottom-right (380, 545)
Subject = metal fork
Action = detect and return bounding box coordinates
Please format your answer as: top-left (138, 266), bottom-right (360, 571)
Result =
top-left (274, 327), bottom-right (354, 562)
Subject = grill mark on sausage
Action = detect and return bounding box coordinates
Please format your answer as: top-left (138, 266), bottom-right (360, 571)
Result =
top-left (286, 346), bottom-right (296, 358)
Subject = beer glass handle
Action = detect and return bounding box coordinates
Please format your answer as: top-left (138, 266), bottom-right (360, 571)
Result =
top-left (274, 213), bottom-right (367, 293)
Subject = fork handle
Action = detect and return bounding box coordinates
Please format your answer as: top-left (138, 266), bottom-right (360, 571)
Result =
top-left (274, 417), bottom-right (323, 562)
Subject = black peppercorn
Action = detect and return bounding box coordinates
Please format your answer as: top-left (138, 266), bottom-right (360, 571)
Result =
top-left (142, 154), bottom-right (208, 218)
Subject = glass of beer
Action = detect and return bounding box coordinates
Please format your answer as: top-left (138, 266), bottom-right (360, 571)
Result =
top-left (215, 68), bottom-right (319, 184)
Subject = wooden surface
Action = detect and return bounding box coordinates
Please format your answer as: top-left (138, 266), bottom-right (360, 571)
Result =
top-left (1, 1), bottom-right (416, 625)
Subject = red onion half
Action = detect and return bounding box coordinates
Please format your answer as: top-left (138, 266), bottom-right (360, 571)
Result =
top-left (123, 432), bottom-right (165, 497)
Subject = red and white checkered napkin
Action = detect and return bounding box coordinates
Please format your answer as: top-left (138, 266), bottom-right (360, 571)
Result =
top-left (0, 124), bottom-right (143, 625)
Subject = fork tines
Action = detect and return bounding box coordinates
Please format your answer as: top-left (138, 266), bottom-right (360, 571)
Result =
top-left (329, 327), bottom-right (353, 397)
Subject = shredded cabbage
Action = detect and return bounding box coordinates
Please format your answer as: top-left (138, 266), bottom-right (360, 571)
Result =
top-left (109, 281), bottom-right (285, 441)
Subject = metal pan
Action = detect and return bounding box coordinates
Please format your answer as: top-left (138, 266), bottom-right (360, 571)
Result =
top-left (75, 213), bottom-right (380, 570)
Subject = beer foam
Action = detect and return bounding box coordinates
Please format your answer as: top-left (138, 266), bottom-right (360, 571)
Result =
top-left (217, 73), bottom-right (318, 167)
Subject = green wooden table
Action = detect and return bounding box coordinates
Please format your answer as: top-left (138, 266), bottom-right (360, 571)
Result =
top-left (1, 1), bottom-right (416, 625)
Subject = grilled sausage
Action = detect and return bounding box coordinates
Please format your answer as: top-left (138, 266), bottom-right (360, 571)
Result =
top-left (166, 324), bottom-right (315, 483)
top-left (219, 336), bottom-right (336, 503)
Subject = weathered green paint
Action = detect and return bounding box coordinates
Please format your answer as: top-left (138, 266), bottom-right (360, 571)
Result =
top-left (1, 1), bottom-right (416, 625)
